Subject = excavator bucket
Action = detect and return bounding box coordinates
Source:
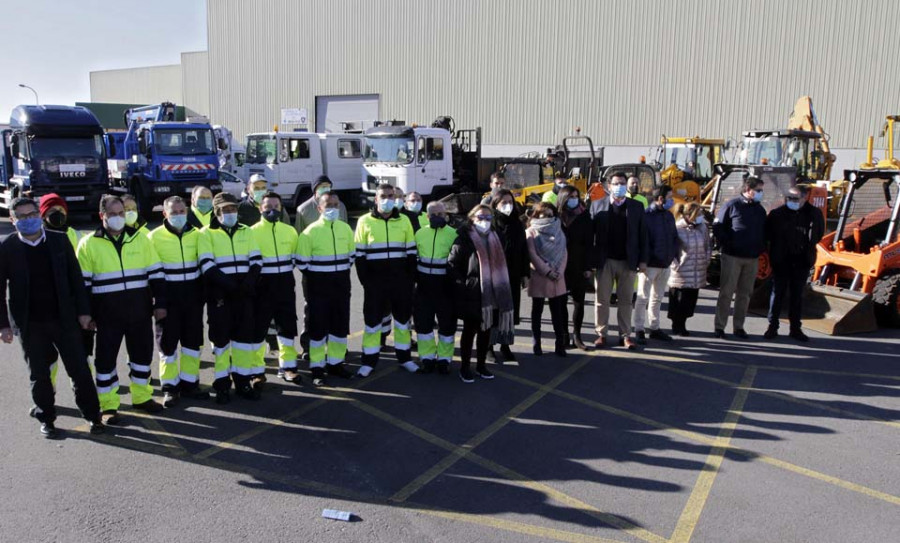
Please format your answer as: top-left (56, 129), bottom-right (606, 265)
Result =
top-left (749, 283), bottom-right (878, 335)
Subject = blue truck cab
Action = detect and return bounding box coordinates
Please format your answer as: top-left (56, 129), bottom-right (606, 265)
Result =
top-left (107, 102), bottom-right (223, 211)
top-left (1, 105), bottom-right (109, 213)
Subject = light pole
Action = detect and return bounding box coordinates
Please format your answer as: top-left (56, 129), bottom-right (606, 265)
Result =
top-left (18, 84), bottom-right (39, 105)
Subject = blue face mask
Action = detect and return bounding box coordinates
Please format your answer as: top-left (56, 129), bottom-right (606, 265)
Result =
top-left (566, 197), bottom-right (579, 209)
top-left (753, 190), bottom-right (764, 203)
top-left (322, 208), bottom-right (340, 221)
top-left (786, 200), bottom-right (801, 211)
top-left (663, 198), bottom-right (675, 210)
top-left (168, 214), bottom-right (188, 230)
top-left (15, 217), bottom-right (43, 236)
top-left (195, 198), bottom-right (213, 214)
top-left (378, 199), bottom-right (395, 214)
top-left (611, 185), bottom-right (628, 199)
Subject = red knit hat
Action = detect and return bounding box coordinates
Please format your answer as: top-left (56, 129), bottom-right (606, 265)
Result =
top-left (39, 193), bottom-right (68, 216)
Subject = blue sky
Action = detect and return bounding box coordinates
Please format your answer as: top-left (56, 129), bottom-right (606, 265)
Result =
top-left (0, 0), bottom-right (206, 117)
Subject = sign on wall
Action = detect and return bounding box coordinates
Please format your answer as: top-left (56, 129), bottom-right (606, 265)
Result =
top-left (280, 107), bottom-right (308, 125)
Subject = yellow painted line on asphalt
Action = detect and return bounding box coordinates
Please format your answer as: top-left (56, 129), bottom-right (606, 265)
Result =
top-left (670, 366), bottom-right (757, 543)
top-left (390, 357), bottom-right (590, 503)
top-left (130, 410), bottom-right (190, 456)
top-left (194, 366), bottom-right (397, 460)
top-left (632, 359), bottom-right (900, 430)
top-left (495, 369), bottom-right (900, 508)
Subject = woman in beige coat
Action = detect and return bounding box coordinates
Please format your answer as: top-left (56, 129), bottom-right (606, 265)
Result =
top-left (526, 202), bottom-right (568, 357)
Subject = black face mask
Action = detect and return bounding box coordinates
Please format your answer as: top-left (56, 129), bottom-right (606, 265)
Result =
top-left (429, 216), bottom-right (447, 229)
top-left (263, 209), bottom-right (281, 223)
top-left (45, 210), bottom-right (67, 229)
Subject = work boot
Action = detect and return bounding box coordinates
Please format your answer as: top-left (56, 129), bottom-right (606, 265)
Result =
top-left (89, 418), bottom-right (106, 435)
top-left (326, 363), bottom-right (354, 379)
top-left (649, 329), bottom-right (672, 341)
top-left (437, 361), bottom-right (451, 375)
top-left (162, 390), bottom-right (179, 409)
top-left (28, 406), bottom-right (38, 419)
top-left (250, 375), bottom-right (267, 391)
top-left (40, 422), bottom-right (60, 439)
top-left (357, 365), bottom-right (374, 378)
top-left (635, 331), bottom-right (647, 345)
top-left (764, 326), bottom-right (778, 340)
top-left (500, 344), bottom-right (516, 362)
top-left (733, 329), bottom-right (750, 339)
top-left (789, 329), bottom-right (810, 342)
top-left (101, 410), bottom-right (122, 425)
top-left (714, 329), bottom-right (726, 339)
top-left (235, 383), bottom-right (260, 400)
top-left (215, 389), bottom-right (231, 405)
top-left (281, 368), bottom-right (302, 384)
top-left (422, 360), bottom-right (436, 374)
top-left (133, 399), bottom-right (163, 413)
top-left (310, 367), bottom-right (327, 387)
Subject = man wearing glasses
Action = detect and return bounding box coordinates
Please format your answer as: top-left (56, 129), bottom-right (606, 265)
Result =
top-left (763, 185), bottom-right (824, 341)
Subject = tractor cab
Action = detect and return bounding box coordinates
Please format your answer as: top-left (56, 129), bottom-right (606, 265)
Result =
top-left (737, 129), bottom-right (828, 181)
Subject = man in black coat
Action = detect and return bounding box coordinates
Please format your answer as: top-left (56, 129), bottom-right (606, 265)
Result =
top-left (0, 197), bottom-right (104, 438)
top-left (591, 174), bottom-right (649, 350)
top-left (764, 185), bottom-right (825, 341)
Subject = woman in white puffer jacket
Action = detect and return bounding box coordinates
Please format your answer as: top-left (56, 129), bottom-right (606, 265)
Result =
top-left (668, 203), bottom-right (712, 336)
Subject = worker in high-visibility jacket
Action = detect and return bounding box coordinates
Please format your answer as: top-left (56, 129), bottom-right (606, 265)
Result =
top-left (148, 195), bottom-right (210, 408)
top-left (198, 192), bottom-right (263, 403)
top-left (121, 193), bottom-right (151, 237)
top-left (414, 200), bottom-right (458, 373)
top-left (187, 185), bottom-right (214, 229)
top-left (250, 191), bottom-right (301, 384)
top-left (76, 195), bottom-right (167, 424)
top-left (296, 190), bottom-right (356, 386)
top-left (542, 173), bottom-right (569, 205)
top-left (354, 183), bottom-right (420, 377)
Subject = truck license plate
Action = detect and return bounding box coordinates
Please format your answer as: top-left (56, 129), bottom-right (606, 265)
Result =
top-left (65, 196), bottom-right (86, 202)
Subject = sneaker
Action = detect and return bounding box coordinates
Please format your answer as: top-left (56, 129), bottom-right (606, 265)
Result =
top-left (310, 367), bottom-right (327, 387)
top-left (215, 390), bottom-right (231, 405)
top-left (649, 329), bottom-right (672, 341)
top-left (400, 361), bottom-right (421, 373)
top-left (635, 331), bottom-right (647, 345)
top-left (89, 419), bottom-right (106, 435)
top-left (459, 366), bottom-right (475, 383)
top-left (357, 365), bottom-right (374, 378)
top-left (422, 360), bottom-right (436, 374)
top-left (714, 329), bottom-right (726, 339)
top-left (621, 337), bottom-right (637, 350)
top-left (437, 362), bottom-right (451, 375)
top-left (162, 391), bottom-right (179, 409)
top-left (733, 329), bottom-right (750, 339)
top-left (764, 327), bottom-right (778, 340)
top-left (281, 369), bottom-right (302, 383)
top-left (326, 364), bottom-right (354, 379)
top-left (101, 410), bottom-right (122, 425)
top-left (28, 406), bottom-right (38, 419)
top-left (133, 399), bottom-right (164, 413)
top-left (476, 366), bottom-right (495, 380)
top-left (40, 422), bottom-right (59, 439)
top-left (789, 329), bottom-right (810, 342)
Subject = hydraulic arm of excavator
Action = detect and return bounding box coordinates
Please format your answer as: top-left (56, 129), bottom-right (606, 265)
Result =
top-left (788, 96), bottom-right (836, 180)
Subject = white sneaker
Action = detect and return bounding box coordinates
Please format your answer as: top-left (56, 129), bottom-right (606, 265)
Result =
top-left (357, 365), bottom-right (373, 378)
top-left (401, 361), bottom-right (421, 373)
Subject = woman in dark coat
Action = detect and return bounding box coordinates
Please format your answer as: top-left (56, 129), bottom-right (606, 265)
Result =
top-left (488, 189), bottom-right (528, 362)
top-left (557, 185), bottom-right (594, 350)
top-left (448, 205), bottom-right (516, 383)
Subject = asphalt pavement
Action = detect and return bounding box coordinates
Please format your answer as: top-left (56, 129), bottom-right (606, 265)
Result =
top-left (0, 215), bottom-right (898, 543)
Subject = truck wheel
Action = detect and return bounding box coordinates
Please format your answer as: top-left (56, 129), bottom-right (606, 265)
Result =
top-left (872, 271), bottom-right (900, 327)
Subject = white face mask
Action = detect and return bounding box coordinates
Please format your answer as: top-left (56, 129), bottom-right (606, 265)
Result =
top-left (322, 208), bottom-right (340, 221)
top-left (106, 215), bottom-right (126, 232)
top-left (220, 212), bottom-right (238, 227)
top-left (474, 220), bottom-right (491, 234)
top-left (406, 201), bottom-right (422, 213)
top-left (125, 210), bottom-right (139, 226)
top-left (498, 203), bottom-right (514, 216)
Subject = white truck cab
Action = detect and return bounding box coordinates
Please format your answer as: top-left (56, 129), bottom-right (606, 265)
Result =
top-left (361, 125), bottom-right (454, 199)
top-left (243, 131), bottom-right (364, 208)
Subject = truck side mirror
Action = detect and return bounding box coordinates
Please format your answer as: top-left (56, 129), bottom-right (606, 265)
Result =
top-left (218, 138), bottom-right (228, 151)
top-left (138, 132), bottom-right (147, 154)
top-left (9, 134), bottom-right (20, 158)
top-left (106, 138), bottom-right (117, 158)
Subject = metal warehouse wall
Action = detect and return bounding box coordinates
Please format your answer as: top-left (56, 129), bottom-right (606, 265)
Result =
top-left (207, 0), bottom-right (900, 147)
top-left (181, 51), bottom-right (211, 117)
top-left (90, 65), bottom-right (183, 106)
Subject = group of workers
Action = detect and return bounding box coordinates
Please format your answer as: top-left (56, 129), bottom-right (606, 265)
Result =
top-left (1, 169), bottom-right (824, 438)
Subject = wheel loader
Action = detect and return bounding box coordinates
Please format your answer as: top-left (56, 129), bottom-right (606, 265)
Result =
top-left (654, 135), bottom-right (728, 207)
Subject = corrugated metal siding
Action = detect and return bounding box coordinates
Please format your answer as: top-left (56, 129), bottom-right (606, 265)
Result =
top-left (207, 0), bottom-right (900, 147)
top-left (89, 65), bottom-right (183, 105)
top-left (182, 51), bottom-right (210, 117)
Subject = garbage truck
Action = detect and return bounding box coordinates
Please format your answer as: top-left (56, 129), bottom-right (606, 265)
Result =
top-left (1, 105), bottom-right (109, 214)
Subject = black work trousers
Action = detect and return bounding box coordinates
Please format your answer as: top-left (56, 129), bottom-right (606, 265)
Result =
top-left (361, 273), bottom-right (414, 367)
top-left (252, 276), bottom-right (298, 346)
top-left (207, 293), bottom-right (256, 391)
top-left (154, 293), bottom-right (204, 391)
top-left (21, 320), bottom-right (100, 423)
top-left (768, 265), bottom-right (809, 331)
top-left (668, 287), bottom-right (700, 331)
top-left (95, 313), bottom-right (155, 390)
top-left (531, 295), bottom-right (568, 343)
top-left (414, 275), bottom-right (457, 350)
top-left (567, 277), bottom-right (587, 336)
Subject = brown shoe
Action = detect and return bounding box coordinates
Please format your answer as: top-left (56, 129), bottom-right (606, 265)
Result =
top-left (593, 336), bottom-right (608, 348)
top-left (101, 410), bottom-right (122, 425)
top-left (622, 337), bottom-right (637, 350)
top-left (133, 399), bottom-right (163, 413)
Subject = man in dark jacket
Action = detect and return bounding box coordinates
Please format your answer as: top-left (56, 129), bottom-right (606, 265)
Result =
top-left (634, 187), bottom-right (679, 343)
top-left (764, 185), bottom-right (825, 341)
top-left (713, 176), bottom-right (767, 339)
top-left (592, 174), bottom-right (649, 350)
top-left (238, 174), bottom-right (290, 226)
top-left (0, 197), bottom-right (104, 438)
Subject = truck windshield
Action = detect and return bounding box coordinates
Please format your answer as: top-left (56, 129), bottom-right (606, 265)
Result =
top-left (364, 136), bottom-right (415, 164)
top-left (30, 136), bottom-right (104, 159)
top-left (741, 136), bottom-right (811, 168)
top-left (154, 129), bottom-right (216, 156)
top-left (246, 135), bottom-right (277, 164)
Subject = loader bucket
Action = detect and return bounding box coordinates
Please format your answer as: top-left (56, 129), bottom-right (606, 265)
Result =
top-left (749, 283), bottom-right (878, 335)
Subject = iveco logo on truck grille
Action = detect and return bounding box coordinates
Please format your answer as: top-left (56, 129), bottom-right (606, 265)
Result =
top-left (59, 164), bottom-right (87, 178)
top-left (60, 171), bottom-right (87, 178)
